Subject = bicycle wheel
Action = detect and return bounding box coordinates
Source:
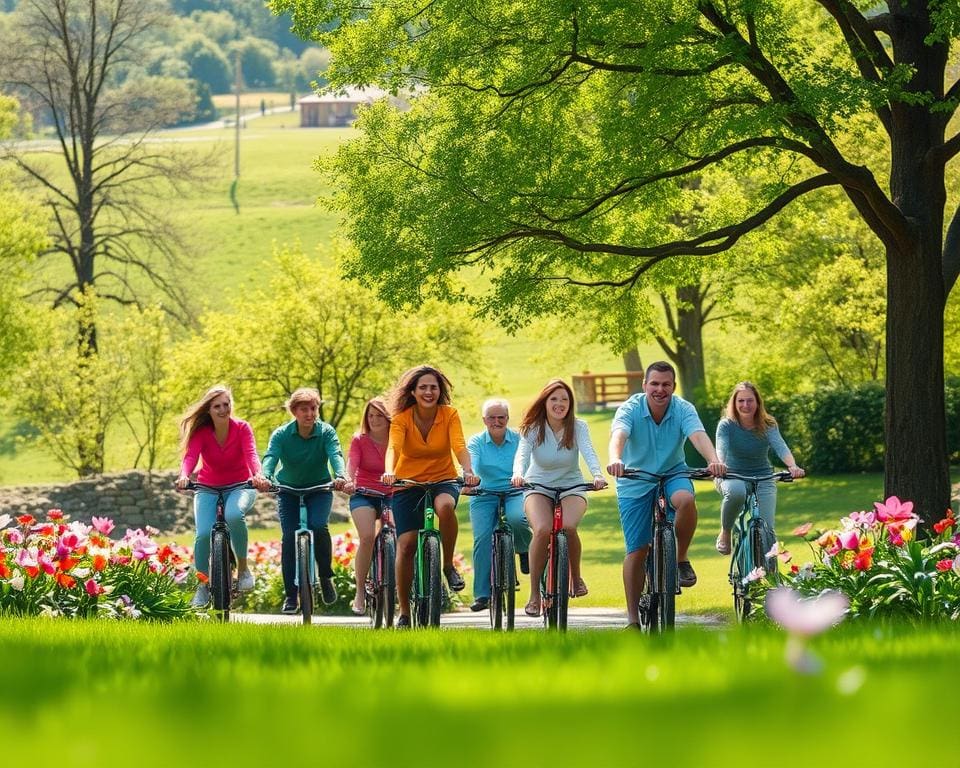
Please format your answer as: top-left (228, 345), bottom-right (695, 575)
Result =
top-left (424, 534), bottom-right (442, 627)
top-left (369, 536), bottom-right (383, 628)
top-left (638, 554), bottom-right (657, 632)
top-left (548, 531), bottom-right (570, 631)
top-left (656, 524), bottom-right (677, 631)
top-left (490, 532), bottom-right (516, 631)
top-left (380, 531), bottom-right (396, 629)
top-left (490, 531), bottom-right (503, 630)
top-left (209, 526), bottom-right (231, 621)
top-left (297, 531), bottom-right (314, 625)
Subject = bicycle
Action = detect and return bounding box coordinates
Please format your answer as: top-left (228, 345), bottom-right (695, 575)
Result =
top-left (353, 487), bottom-right (397, 629)
top-left (468, 487), bottom-right (525, 631)
top-left (179, 480), bottom-right (252, 622)
top-left (523, 482), bottom-right (601, 632)
top-left (268, 481), bottom-right (336, 625)
top-left (722, 470), bottom-right (793, 622)
top-left (619, 468), bottom-right (711, 633)
top-left (392, 478), bottom-right (464, 628)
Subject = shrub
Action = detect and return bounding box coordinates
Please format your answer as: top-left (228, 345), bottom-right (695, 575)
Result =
top-left (0, 511), bottom-right (194, 620)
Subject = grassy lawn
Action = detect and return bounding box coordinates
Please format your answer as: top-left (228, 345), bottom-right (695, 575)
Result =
top-left (0, 616), bottom-right (955, 766)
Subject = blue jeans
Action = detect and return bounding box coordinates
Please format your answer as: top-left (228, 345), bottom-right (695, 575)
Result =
top-left (717, 478), bottom-right (778, 532)
top-left (278, 490), bottom-right (334, 599)
top-left (469, 493), bottom-right (532, 600)
top-left (193, 488), bottom-right (256, 575)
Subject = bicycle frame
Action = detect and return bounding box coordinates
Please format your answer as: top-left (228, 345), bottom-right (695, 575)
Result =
top-left (524, 482), bottom-right (598, 631)
top-left (470, 487), bottom-right (524, 631)
top-left (354, 486), bottom-right (397, 628)
top-left (620, 468), bottom-right (710, 632)
top-left (270, 482), bottom-right (335, 625)
top-left (393, 478), bottom-right (464, 628)
top-left (181, 480), bottom-right (251, 621)
top-left (723, 471), bottom-right (792, 621)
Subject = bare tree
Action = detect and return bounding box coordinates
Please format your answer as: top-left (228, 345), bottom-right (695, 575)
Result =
top-left (0, 0), bottom-right (214, 474)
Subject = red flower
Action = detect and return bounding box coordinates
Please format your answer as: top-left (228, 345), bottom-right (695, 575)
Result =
top-left (933, 510), bottom-right (956, 534)
top-left (47, 509), bottom-right (64, 521)
top-left (58, 556), bottom-right (79, 572)
top-left (790, 565), bottom-right (800, 574)
top-left (16, 514), bottom-right (36, 527)
top-left (935, 559), bottom-right (954, 572)
top-left (853, 548), bottom-right (874, 571)
top-left (196, 572), bottom-right (209, 583)
top-left (56, 572), bottom-right (76, 589)
top-left (92, 554), bottom-right (107, 572)
top-left (0, 561), bottom-right (10, 579)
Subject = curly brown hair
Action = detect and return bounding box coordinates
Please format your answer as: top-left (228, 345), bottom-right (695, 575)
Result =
top-left (387, 365), bottom-right (453, 415)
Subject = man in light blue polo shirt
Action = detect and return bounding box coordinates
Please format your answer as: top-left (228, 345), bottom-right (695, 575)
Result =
top-left (607, 361), bottom-right (726, 629)
top-left (465, 398), bottom-right (532, 612)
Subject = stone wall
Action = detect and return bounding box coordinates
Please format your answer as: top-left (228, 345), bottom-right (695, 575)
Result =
top-left (0, 470), bottom-right (349, 534)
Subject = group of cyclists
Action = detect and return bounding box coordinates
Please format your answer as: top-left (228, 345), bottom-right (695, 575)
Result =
top-left (176, 361), bottom-right (804, 628)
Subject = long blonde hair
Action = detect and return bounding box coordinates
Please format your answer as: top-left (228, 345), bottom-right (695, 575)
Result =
top-left (724, 381), bottom-right (777, 433)
top-left (178, 384), bottom-right (232, 455)
top-left (518, 379), bottom-right (576, 449)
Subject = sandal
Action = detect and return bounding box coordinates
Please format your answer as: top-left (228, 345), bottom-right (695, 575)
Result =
top-left (350, 598), bottom-right (366, 616)
top-left (715, 532), bottom-right (731, 555)
top-left (524, 599), bottom-right (541, 617)
top-left (572, 577), bottom-right (588, 598)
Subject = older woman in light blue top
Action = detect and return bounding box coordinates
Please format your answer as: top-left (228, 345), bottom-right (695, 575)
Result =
top-left (715, 381), bottom-right (805, 555)
top-left (511, 379), bottom-right (606, 616)
top-left (465, 398), bottom-right (532, 612)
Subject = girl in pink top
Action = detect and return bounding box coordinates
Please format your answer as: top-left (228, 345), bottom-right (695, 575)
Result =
top-left (175, 384), bottom-right (262, 607)
top-left (345, 397), bottom-right (391, 615)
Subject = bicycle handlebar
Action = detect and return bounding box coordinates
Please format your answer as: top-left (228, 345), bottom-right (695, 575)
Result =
top-left (179, 480), bottom-right (253, 494)
top-left (720, 471), bottom-right (794, 483)
top-left (391, 477), bottom-right (466, 489)
top-left (353, 486), bottom-right (395, 498)
top-left (468, 487), bottom-right (524, 498)
top-left (522, 481), bottom-right (603, 494)
top-left (269, 481), bottom-right (337, 494)
top-left (619, 467), bottom-right (713, 482)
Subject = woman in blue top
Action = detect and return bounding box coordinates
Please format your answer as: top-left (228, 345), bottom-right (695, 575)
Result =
top-left (714, 381), bottom-right (805, 555)
top-left (511, 379), bottom-right (606, 616)
top-left (257, 388), bottom-right (350, 614)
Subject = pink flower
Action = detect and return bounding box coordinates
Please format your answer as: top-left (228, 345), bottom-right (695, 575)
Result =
top-left (791, 522), bottom-right (813, 537)
top-left (838, 530), bottom-right (861, 551)
top-left (847, 510), bottom-right (877, 527)
top-left (765, 587), bottom-right (848, 637)
top-left (935, 559), bottom-right (954, 572)
top-left (90, 517), bottom-right (115, 536)
top-left (84, 578), bottom-right (105, 596)
top-left (873, 496), bottom-right (916, 523)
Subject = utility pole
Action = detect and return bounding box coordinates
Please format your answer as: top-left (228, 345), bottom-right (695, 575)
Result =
top-left (234, 48), bottom-right (242, 178)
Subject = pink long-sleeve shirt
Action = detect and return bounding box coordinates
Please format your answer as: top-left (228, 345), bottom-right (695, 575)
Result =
top-left (179, 418), bottom-right (262, 485)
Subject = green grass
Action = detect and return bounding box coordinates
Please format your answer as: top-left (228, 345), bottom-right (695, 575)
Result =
top-left (0, 616), bottom-right (955, 766)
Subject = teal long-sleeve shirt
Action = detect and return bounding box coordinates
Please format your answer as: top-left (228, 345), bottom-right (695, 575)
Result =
top-left (261, 419), bottom-right (345, 487)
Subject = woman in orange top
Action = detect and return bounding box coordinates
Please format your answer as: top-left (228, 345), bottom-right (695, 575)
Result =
top-left (381, 365), bottom-right (479, 628)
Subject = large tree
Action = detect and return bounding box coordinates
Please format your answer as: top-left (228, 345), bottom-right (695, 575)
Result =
top-left (274, 0), bottom-right (960, 520)
top-left (0, 0), bottom-right (213, 474)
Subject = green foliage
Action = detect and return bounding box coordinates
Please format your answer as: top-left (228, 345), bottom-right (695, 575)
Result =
top-left (167, 245), bottom-right (496, 438)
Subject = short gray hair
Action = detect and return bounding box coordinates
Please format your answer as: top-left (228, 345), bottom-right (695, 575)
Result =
top-left (481, 398), bottom-right (510, 417)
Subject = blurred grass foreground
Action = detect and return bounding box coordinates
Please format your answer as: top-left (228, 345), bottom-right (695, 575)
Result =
top-left (1, 618), bottom-right (957, 766)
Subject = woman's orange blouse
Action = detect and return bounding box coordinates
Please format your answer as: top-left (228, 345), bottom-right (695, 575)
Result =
top-left (388, 405), bottom-right (467, 482)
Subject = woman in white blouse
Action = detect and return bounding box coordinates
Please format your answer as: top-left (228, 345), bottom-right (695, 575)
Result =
top-left (511, 379), bottom-right (607, 616)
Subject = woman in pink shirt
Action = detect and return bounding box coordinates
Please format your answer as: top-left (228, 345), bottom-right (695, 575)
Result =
top-left (175, 384), bottom-right (262, 607)
top-left (345, 396), bottom-right (392, 615)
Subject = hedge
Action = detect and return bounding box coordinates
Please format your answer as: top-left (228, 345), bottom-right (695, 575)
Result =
top-left (684, 378), bottom-right (960, 474)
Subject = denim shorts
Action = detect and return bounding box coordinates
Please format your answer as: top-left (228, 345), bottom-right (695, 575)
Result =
top-left (391, 482), bottom-right (461, 536)
top-left (618, 476), bottom-right (694, 553)
top-left (349, 492), bottom-right (387, 516)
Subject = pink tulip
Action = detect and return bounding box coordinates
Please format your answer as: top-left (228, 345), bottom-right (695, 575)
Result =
top-left (838, 530), bottom-right (861, 551)
top-left (765, 587), bottom-right (848, 637)
top-left (873, 496), bottom-right (915, 523)
top-left (84, 578), bottom-right (104, 596)
top-left (90, 517), bottom-right (115, 535)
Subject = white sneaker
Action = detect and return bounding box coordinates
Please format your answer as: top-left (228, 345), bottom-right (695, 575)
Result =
top-left (191, 584), bottom-right (210, 607)
top-left (237, 570), bottom-right (255, 592)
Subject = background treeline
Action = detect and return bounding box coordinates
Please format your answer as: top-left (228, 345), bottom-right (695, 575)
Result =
top-left (2, 0), bottom-right (329, 126)
top-left (689, 379), bottom-right (960, 474)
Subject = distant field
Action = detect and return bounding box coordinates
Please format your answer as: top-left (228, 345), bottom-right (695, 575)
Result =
top-left (211, 90), bottom-right (300, 113)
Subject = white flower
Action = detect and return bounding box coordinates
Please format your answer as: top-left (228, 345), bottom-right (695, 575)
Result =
top-left (742, 566), bottom-right (765, 585)
top-left (71, 567), bottom-right (91, 579)
top-left (765, 587), bottom-right (848, 637)
top-left (953, 555), bottom-right (960, 577)
top-left (0, 513), bottom-right (10, 530)
top-left (9, 574), bottom-right (24, 591)
top-left (796, 563), bottom-right (815, 581)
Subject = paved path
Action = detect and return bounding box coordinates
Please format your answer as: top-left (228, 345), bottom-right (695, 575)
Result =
top-left (232, 607), bottom-right (726, 631)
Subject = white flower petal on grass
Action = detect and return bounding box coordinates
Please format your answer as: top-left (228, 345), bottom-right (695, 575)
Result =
top-left (765, 587), bottom-right (849, 637)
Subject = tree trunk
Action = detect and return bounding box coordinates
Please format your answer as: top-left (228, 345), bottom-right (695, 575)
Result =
top-left (671, 285), bottom-right (708, 407)
top-left (883, 10), bottom-right (950, 523)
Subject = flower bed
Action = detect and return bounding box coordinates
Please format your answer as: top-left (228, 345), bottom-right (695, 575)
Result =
top-left (755, 497), bottom-right (960, 620)
top-left (0, 511), bottom-right (194, 620)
